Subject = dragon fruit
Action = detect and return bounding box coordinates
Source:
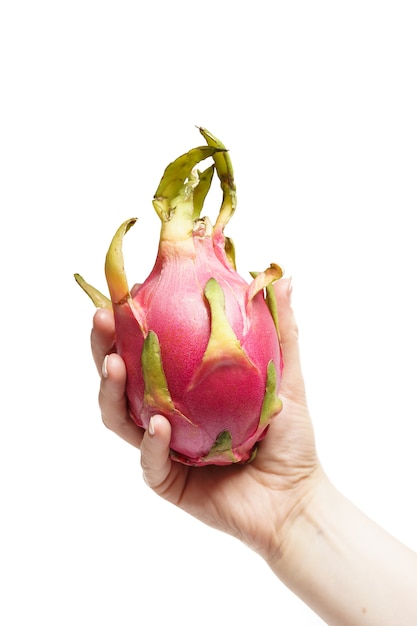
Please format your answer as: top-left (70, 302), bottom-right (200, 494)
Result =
top-left (75, 128), bottom-right (284, 466)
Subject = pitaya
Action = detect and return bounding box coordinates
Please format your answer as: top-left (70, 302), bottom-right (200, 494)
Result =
top-left (75, 128), bottom-right (284, 466)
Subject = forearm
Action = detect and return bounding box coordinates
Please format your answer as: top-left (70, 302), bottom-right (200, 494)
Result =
top-left (269, 472), bottom-right (417, 625)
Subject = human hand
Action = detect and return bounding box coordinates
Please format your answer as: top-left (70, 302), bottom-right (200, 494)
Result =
top-left (91, 278), bottom-right (322, 561)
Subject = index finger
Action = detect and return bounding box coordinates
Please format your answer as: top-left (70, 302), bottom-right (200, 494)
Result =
top-left (91, 308), bottom-right (116, 374)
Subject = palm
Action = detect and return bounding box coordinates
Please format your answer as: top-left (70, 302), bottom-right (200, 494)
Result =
top-left (150, 388), bottom-right (318, 556)
top-left (93, 278), bottom-right (319, 557)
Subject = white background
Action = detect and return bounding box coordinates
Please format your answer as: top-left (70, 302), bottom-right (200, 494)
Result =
top-left (1, 1), bottom-right (416, 624)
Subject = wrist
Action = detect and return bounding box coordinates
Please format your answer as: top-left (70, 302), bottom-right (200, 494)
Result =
top-left (265, 472), bottom-right (353, 622)
top-left (265, 465), bottom-right (332, 568)
top-left (255, 464), bottom-right (329, 567)
top-left (265, 468), bottom-right (417, 625)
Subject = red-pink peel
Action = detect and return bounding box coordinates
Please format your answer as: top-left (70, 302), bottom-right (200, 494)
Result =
top-left (75, 128), bottom-right (284, 466)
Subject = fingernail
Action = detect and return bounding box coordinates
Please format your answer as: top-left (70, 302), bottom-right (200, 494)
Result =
top-left (102, 354), bottom-right (109, 379)
top-left (148, 416), bottom-right (155, 436)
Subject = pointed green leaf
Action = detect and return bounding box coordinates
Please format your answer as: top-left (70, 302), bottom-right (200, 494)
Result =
top-left (105, 218), bottom-right (136, 305)
top-left (259, 360), bottom-right (282, 428)
top-left (265, 282), bottom-right (280, 337)
top-left (142, 331), bottom-right (193, 423)
top-left (248, 263), bottom-right (283, 302)
top-left (224, 236), bottom-right (237, 270)
top-left (74, 273), bottom-right (112, 309)
top-left (192, 164), bottom-right (215, 220)
top-left (249, 268), bottom-right (281, 337)
top-left (203, 430), bottom-right (238, 462)
top-left (188, 278), bottom-right (256, 389)
top-left (199, 127), bottom-right (236, 232)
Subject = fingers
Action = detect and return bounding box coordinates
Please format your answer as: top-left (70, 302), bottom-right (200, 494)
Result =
top-left (92, 308), bottom-right (143, 447)
top-left (99, 352), bottom-right (144, 448)
top-left (91, 308), bottom-right (116, 374)
top-left (273, 278), bottom-right (306, 401)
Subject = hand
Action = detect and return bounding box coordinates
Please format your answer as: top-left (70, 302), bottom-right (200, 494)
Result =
top-left (91, 278), bottom-right (321, 561)
top-left (92, 279), bottom-right (417, 625)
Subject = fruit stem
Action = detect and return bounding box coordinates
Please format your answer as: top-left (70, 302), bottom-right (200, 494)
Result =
top-left (152, 145), bottom-right (225, 244)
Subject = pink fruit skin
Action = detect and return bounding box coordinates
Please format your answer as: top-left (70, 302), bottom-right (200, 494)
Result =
top-left (75, 131), bottom-right (284, 466)
top-left (113, 230), bottom-right (282, 466)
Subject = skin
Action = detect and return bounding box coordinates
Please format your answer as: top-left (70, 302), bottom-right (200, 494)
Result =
top-left (91, 278), bottom-right (417, 625)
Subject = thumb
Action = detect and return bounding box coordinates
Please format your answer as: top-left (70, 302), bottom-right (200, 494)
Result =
top-left (140, 415), bottom-right (173, 491)
top-left (140, 415), bottom-right (190, 506)
top-left (273, 278), bottom-right (307, 402)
